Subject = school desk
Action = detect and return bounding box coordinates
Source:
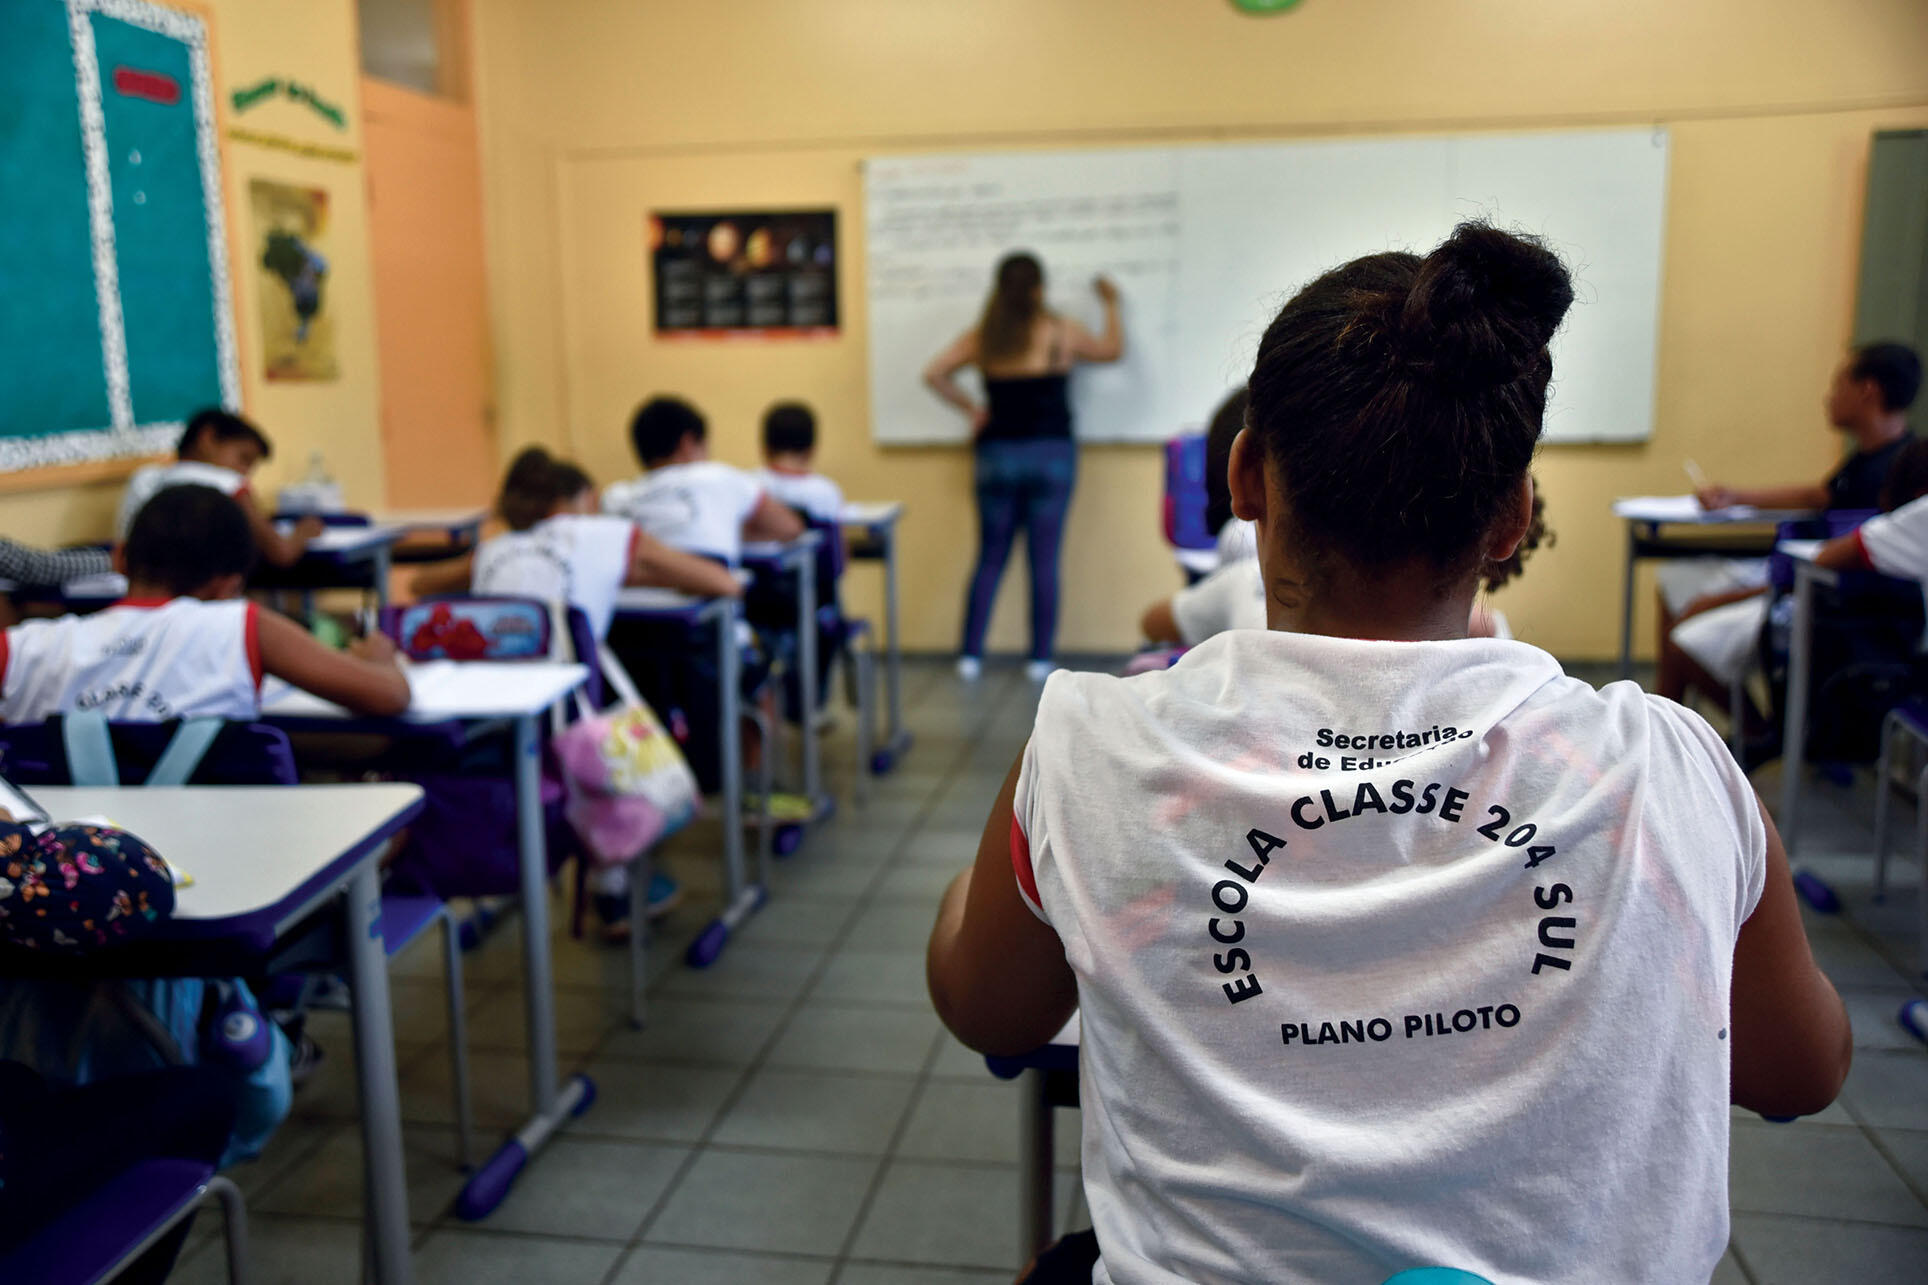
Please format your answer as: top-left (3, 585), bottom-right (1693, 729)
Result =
top-left (1611, 496), bottom-right (1811, 680)
top-left (985, 1013), bottom-right (1082, 1263)
top-left (28, 782), bottom-right (424, 1285)
top-left (841, 501), bottom-right (914, 772)
top-left (253, 521), bottom-right (409, 612)
top-left (0, 570), bottom-right (126, 613)
top-left (743, 529), bottom-right (834, 827)
top-left (259, 659), bottom-right (594, 1221)
top-left (612, 585), bottom-right (772, 966)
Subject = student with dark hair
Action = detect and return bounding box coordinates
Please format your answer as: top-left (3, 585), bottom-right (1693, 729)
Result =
top-left (1663, 341), bottom-right (1921, 712)
top-left (603, 396), bottom-right (804, 561)
top-left (115, 406), bottom-right (320, 566)
top-left (1203, 386), bottom-right (1256, 566)
top-left (756, 401), bottom-right (846, 522)
top-left (928, 224), bottom-right (1847, 1284)
top-left (1, 485), bottom-right (408, 724)
top-left (924, 253), bottom-right (1125, 682)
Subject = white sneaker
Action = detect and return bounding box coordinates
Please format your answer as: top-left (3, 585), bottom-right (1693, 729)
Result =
top-left (956, 656), bottom-right (982, 681)
top-left (1025, 659), bottom-right (1056, 682)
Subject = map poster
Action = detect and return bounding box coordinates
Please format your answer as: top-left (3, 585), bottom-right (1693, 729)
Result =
top-left (250, 179), bottom-right (337, 381)
top-left (650, 210), bottom-right (838, 338)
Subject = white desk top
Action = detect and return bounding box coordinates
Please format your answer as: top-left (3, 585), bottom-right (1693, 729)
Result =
top-left (1613, 495), bottom-right (1810, 525)
top-left (262, 659), bottom-right (587, 722)
top-left (743, 529), bottom-right (825, 562)
top-left (840, 501), bottom-right (904, 527)
top-left (1779, 538), bottom-right (1827, 564)
top-left (271, 523), bottom-right (406, 556)
top-left (33, 783), bottom-right (421, 923)
top-left (375, 508), bottom-right (489, 535)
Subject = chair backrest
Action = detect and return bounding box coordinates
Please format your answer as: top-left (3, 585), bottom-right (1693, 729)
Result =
top-left (382, 596), bottom-right (552, 662)
top-left (0, 718), bottom-right (298, 787)
top-left (1163, 434), bottom-right (1215, 551)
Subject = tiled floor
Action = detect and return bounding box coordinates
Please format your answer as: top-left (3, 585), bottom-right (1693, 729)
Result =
top-left (173, 657), bottom-right (1928, 1283)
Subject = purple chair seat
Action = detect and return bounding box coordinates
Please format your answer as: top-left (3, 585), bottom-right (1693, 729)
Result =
top-left (0, 1158), bottom-right (245, 1285)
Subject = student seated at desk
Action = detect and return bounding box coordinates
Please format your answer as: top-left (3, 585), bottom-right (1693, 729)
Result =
top-left (3, 485), bottom-right (409, 725)
top-left (1660, 342), bottom-right (1921, 708)
top-left (114, 408), bottom-right (321, 568)
top-left (603, 395), bottom-right (804, 562)
top-left (756, 401), bottom-right (845, 522)
top-left (928, 223), bottom-right (1849, 1285)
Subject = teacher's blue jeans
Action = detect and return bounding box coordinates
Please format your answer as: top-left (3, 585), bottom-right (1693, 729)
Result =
top-left (962, 437), bottom-right (1077, 661)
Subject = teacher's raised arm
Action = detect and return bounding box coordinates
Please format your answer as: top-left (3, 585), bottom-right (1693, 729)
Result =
top-left (930, 252), bottom-right (1126, 684)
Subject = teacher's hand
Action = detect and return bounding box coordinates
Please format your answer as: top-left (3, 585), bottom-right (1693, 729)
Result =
top-left (970, 405), bottom-right (990, 438)
top-left (1094, 275), bottom-right (1120, 305)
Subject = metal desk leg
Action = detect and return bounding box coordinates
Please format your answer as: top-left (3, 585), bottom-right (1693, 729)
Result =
top-left (875, 523), bottom-right (913, 771)
top-left (687, 605), bottom-right (767, 967)
top-left (373, 546), bottom-right (393, 613)
top-left (456, 714), bottom-right (595, 1220)
top-left (344, 864), bottom-right (413, 1285)
top-left (1020, 1068), bottom-right (1053, 1265)
top-left (796, 546), bottom-right (829, 821)
top-left (1619, 521), bottom-right (1638, 681)
top-left (1780, 564), bottom-right (1816, 855)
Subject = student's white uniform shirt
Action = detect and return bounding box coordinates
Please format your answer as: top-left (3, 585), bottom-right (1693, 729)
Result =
top-left (472, 514), bottom-right (637, 641)
top-left (1171, 560), bottom-right (1266, 645)
top-left (1856, 494), bottom-right (1928, 579)
top-left (115, 462), bottom-right (250, 541)
top-left (0, 599), bottom-right (262, 725)
top-left (756, 467), bottom-right (844, 523)
top-left (1013, 631), bottom-right (1764, 1285)
top-left (1215, 518), bottom-right (1258, 566)
top-left (603, 461), bottom-right (762, 564)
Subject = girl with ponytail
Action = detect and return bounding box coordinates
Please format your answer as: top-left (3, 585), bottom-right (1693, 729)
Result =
top-left (929, 224), bottom-right (1848, 1284)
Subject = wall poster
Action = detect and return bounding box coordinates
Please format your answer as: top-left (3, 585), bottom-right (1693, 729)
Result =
top-left (250, 178), bottom-right (337, 381)
top-left (649, 210), bottom-right (837, 337)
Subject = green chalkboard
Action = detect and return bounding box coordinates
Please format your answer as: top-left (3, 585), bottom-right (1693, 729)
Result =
top-left (0, 0), bottom-right (236, 472)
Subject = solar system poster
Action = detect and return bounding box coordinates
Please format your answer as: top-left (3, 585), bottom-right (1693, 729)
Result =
top-left (650, 210), bottom-right (838, 337)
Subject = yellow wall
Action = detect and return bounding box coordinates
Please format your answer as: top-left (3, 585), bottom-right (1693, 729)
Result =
top-left (472, 0), bottom-right (1928, 659)
top-left (5, 0), bottom-right (384, 547)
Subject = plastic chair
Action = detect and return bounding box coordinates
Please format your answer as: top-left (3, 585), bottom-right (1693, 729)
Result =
top-left (0, 1158), bottom-right (249, 1285)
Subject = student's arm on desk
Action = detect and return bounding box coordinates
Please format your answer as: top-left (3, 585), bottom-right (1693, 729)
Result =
top-left (1695, 482), bottom-right (1829, 512)
top-left (744, 493), bottom-right (805, 544)
top-left (1730, 799), bottom-right (1852, 1117)
top-left (256, 610), bottom-right (411, 716)
top-left (1813, 532), bottom-right (1873, 572)
top-left (927, 746), bottom-right (1078, 1057)
top-left (251, 505), bottom-right (321, 568)
top-left (629, 533), bottom-right (742, 598)
top-left (409, 552), bottom-right (474, 599)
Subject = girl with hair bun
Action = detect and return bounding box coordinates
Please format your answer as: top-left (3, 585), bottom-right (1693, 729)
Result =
top-left (929, 224), bottom-right (1848, 1284)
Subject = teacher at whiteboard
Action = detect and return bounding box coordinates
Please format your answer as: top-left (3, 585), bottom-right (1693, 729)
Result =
top-left (923, 252), bottom-right (1124, 682)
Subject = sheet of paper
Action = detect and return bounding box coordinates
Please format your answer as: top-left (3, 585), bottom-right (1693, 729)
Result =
top-left (1612, 494), bottom-right (1760, 523)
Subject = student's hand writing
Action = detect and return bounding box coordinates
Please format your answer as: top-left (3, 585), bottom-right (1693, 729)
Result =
top-left (1094, 275), bottom-right (1120, 306)
top-left (348, 633), bottom-right (400, 667)
top-left (1695, 485), bottom-right (1739, 511)
top-left (292, 515), bottom-right (326, 543)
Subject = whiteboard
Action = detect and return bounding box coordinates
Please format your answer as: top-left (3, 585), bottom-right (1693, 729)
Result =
top-left (865, 128), bottom-right (1669, 446)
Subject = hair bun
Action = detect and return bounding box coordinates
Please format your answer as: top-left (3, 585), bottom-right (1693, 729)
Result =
top-left (1395, 222), bottom-right (1574, 389)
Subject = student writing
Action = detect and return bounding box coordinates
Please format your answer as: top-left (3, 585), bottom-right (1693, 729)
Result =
top-left (927, 223), bottom-right (1849, 1285)
top-left (114, 408), bottom-right (322, 568)
top-left (756, 401), bottom-right (846, 523)
top-left (602, 395), bottom-right (804, 562)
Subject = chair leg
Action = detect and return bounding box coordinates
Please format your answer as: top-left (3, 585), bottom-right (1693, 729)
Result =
top-left (1875, 711), bottom-right (1900, 902)
top-left (627, 854), bottom-right (649, 1029)
top-left (439, 911), bottom-right (475, 1170)
top-left (207, 1174), bottom-right (251, 1285)
top-left (750, 706), bottom-right (776, 886)
top-left (854, 645), bottom-right (876, 807)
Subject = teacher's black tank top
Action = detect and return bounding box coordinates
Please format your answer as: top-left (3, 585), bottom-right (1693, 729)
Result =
top-left (979, 321), bottom-right (1072, 443)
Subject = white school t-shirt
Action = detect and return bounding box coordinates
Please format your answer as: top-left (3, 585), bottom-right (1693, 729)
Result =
top-left (756, 467), bottom-right (845, 523)
top-left (602, 460), bottom-right (763, 564)
top-left (1856, 493), bottom-right (1928, 581)
top-left (1171, 559), bottom-right (1266, 645)
top-left (0, 598), bottom-right (262, 724)
top-left (1012, 631), bottom-right (1765, 1285)
top-left (471, 514), bottom-right (638, 640)
top-left (115, 462), bottom-right (250, 541)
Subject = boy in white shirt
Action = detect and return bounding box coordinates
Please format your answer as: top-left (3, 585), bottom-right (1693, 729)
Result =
top-left (115, 408), bottom-right (320, 566)
top-left (755, 402), bottom-right (845, 523)
top-left (6, 484), bottom-right (407, 725)
top-left (602, 396), bottom-right (803, 562)
top-left (930, 223), bottom-right (1848, 1285)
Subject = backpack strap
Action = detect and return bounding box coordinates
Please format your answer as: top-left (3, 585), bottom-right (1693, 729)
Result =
top-left (60, 711), bottom-right (120, 787)
top-left (145, 718), bottom-right (224, 787)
